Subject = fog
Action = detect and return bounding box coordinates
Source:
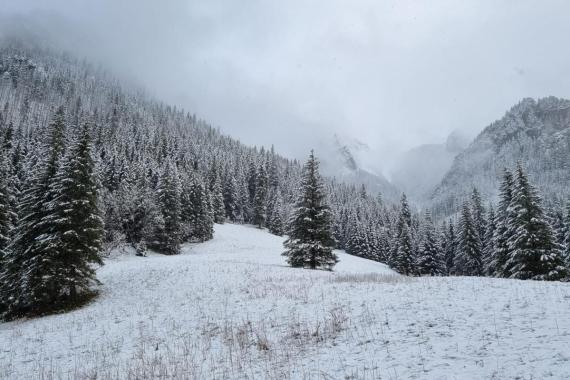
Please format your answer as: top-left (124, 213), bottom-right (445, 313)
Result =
top-left (3, 0), bottom-right (570, 175)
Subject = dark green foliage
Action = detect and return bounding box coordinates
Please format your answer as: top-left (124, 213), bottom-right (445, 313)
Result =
top-left (208, 164), bottom-right (225, 224)
top-left (503, 164), bottom-right (567, 280)
top-left (152, 161), bottom-right (181, 255)
top-left (416, 211), bottom-right (444, 276)
top-left (456, 202), bottom-right (483, 276)
top-left (490, 170), bottom-right (514, 277)
top-left (391, 194), bottom-right (414, 275)
top-left (283, 151), bottom-right (337, 270)
top-left (253, 164), bottom-right (268, 228)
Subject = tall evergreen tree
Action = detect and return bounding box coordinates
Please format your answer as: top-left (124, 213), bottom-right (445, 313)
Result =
top-left (0, 155), bottom-right (14, 262)
top-left (253, 164), bottom-right (268, 228)
top-left (282, 151), bottom-right (337, 270)
top-left (504, 164), bottom-right (567, 280)
top-left (482, 205), bottom-right (497, 276)
top-left (456, 202), bottom-right (483, 276)
top-left (40, 123), bottom-right (104, 301)
top-left (441, 220), bottom-right (457, 275)
top-left (0, 107), bottom-right (69, 319)
top-left (564, 200), bottom-right (570, 266)
top-left (391, 194), bottom-right (414, 275)
top-left (223, 175), bottom-right (239, 222)
top-left (416, 211), bottom-right (444, 276)
top-left (153, 161), bottom-right (181, 255)
top-left (208, 164), bottom-right (225, 224)
top-left (470, 187), bottom-right (486, 245)
top-left (491, 169), bottom-right (514, 277)
top-left (186, 178), bottom-right (214, 242)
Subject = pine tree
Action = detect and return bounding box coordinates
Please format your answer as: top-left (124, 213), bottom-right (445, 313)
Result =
top-left (186, 178), bottom-right (214, 242)
top-left (0, 107), bottom-right (69, 319)
top-left (391, 194), bottom-right (414, 275)
top-left (456, 202), bottom-right (483, 276)
top-left (153, 161), bottom-right (181, 255)
top-left (282, 151), bottom-right (337, 270)
top-left (120, 170), bottom-right (161, 255)
top-left (504, 164), bottom-right (567, 281)
top-left (482, 205), bottom-right (497, 276)
top-left (416, 211), bottom-right (444, 276)
top-left (491, 169), bottom-right (514, 277)
top-left (564, 200), bottom-right (570, 266)
top-left (0, 155), bottom-right (14, 262)
top-left (208, 164), bottom-right (225, 224)
top-left (266, 189), bottom-right (285, 236)
top-left (40, 123), bottom-right (104, 301)
top-left (253, 164), bottom-right (268, 228)
top-left (441, 220), bottom-right (457, 275)
top-left (223, 175), bottom-right (239, 222)
top-left (470, 187), bottom-right (486, 245)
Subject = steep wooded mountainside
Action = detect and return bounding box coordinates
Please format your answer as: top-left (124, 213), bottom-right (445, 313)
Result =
top-left (431, 97), bottom-right (570, 216)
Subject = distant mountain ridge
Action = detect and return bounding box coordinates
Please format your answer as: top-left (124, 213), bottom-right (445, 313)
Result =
top-left (318, 134), bottom-right (400, 202)
top-left (431, 97), bottom-right (570, 216)
top-left (390, 130), bottom-right (470, 203)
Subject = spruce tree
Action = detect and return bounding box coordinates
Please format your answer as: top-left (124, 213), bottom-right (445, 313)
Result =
top-left (564, 200), bottom-right (570, 266)
top-left (504, 164), bottom-right (567, 280)
top-left (391, 194), bottom-right (414, 275)
top-left (282, 151), bottom-right (337, 270)
top-left (208, 164), bottom-right (225, 224)
top-left (470, 187), bottom-right (486, 245)
top-left (153, 161), bottom-right (181, 255)
top-left (41, 123), bottom-right (104, 301)
top-left (416, 211), bottom-right (444, 276)
top-left (187, 178), bottom-right (214, 242)
top-left (441, 220), bottom-right (457, 275)
top-left (456, 202), bottom-right (483, 276)
top-left (223, 175), bottom-right (239, 222)
top-left (266, 189), bottom-right (285, 236)
top-left (491, 169), bottom-right (514, 277)
top-left (482, 205), bottom-right (497, 276)
top-left (0, 107), bottom-right (68, 319)
top-left (253, 164), bottom-right (268, 228)
top-left (0, 155), bottom-right (14, 261)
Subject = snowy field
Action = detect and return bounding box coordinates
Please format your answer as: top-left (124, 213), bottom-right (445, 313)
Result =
top-left (1, 224), bottom-right (570, 379)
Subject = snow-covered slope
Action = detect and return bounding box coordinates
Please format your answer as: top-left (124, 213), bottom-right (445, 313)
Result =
top-left (2, 224), bottom-right (570, 379)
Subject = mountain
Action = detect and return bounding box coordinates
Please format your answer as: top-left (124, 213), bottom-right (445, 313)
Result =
top-left (431, 97), bottom-right (570, 216)
top-left (390, 130), bottom-right (470, 202)
top-left (318, 134), bottom-right (400, 201)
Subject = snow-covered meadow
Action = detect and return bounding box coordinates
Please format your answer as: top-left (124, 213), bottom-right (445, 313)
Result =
top-left (1, 224), bottom-right (570, 379)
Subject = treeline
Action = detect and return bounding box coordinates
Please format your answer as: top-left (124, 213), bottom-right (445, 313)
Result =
top-left (340, 163), bottom-right (570, 281)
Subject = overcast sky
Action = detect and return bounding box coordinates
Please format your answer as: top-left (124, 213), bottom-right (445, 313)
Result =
top-left (3, 0), bottom-right (570, 174)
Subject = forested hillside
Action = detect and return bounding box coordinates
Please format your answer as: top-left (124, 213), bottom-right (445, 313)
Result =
top-left (1, 39), bottom-right (569, 321)
top-left (431, 97), bottom-right (570, 216)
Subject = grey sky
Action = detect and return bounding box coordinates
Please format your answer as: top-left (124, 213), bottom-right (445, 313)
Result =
top-left (3, 0), bottom-right (570, 174)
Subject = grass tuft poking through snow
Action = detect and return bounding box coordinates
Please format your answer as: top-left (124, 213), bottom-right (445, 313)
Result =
top-left (1, 223), bottom-right (570, 379)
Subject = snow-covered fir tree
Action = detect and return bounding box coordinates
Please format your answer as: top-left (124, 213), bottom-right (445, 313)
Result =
top-left (39, 123), bottom-right (104, 302)
top-left (416, 210), bottom-right (444, 276)
top-left (253, 164), bottom-right (268, 228)
top-left (441, 220), bottom-right (457, 275)
top-left (482, 205), bottom-right (497, 276)
top-left (490, 169), bottom-right (514, 277)
top-left (456, 202), bottom-right (483, 276)
top-left (282, 151), bottom-right (337, 270)
top-left (152, 160), bottom-right (181, 255)
top-left (503, 164), bottom-right (567, 280)
top-left (208, 164), bottom-right (225, 224)
top-left (391, 194), bottom-right (414, 275)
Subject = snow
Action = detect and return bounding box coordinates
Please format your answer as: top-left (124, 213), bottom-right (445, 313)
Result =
top-left (1, 224), bottom-right (570, 379)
